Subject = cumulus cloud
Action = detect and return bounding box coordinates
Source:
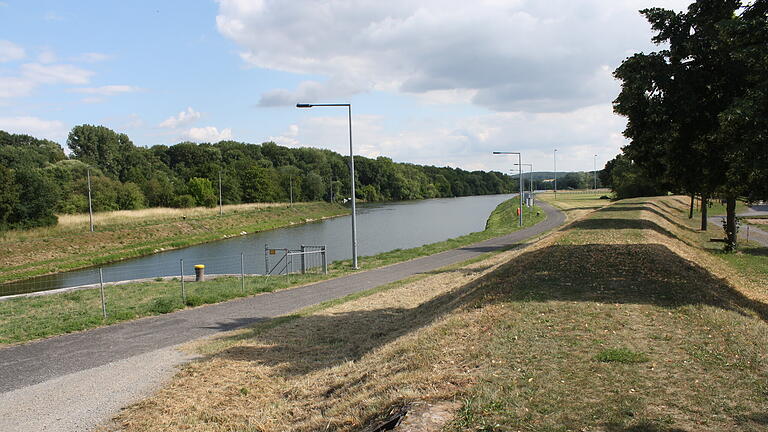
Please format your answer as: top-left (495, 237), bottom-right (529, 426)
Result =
top-left (183, 126), bottom-right (232, 142)
top-left (0, 40), bottom-right (25, 62)
top-left (159, 107), bottom-right (202, 128)
top-left (288, 103), bottom-right (625, 172)
top-left (0, 116), bottom-right (68, 140)
top-left (72, 85), bottom-right (141, 96)
top-left (217, 0), bottom-right (691, 113)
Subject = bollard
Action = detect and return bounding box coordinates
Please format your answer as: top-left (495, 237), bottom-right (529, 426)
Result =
top-left (194, 264), bottom-right (205, 282)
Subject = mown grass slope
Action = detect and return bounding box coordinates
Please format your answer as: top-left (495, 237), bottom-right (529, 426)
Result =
top-left (108, 195), bottom-right (767, 432)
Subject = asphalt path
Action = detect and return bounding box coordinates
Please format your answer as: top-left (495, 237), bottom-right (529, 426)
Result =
top-left (708, 209), bottom-right (768, 247)
top-left (0, 201), bottom-right (564, 394)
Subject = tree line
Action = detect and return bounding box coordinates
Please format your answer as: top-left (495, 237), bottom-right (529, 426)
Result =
top-left (602, 0), bottom-right (767, 250)
top-left (0, 126), bottom-right (522, 230)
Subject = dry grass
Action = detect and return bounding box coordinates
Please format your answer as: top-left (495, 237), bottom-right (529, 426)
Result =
top-left (538, 192), bottom-right (610, 221)
top-left (55, 203), bottom-right (285, 230)
top-left (108, 195), bottom-right (768, 432)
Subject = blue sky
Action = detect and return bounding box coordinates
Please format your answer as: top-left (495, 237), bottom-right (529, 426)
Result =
top-left (0, 0), bottom-right (691, 172)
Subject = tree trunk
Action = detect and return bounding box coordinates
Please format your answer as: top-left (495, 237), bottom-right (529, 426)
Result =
top-left (726, 195), bottom-right (737, 250)
top-left (700, 195), bottom-right (708, 231)
top-left (689, 194), bottom-right (695, 219)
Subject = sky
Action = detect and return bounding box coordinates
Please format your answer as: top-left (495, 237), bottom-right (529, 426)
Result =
top-left (0, 0), bottom-right (692, 173)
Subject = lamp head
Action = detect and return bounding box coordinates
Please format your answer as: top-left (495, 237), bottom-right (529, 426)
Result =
top-left (296, 103), bottom-right (313, 108)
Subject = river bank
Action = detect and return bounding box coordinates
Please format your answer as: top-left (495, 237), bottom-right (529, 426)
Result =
top-left (0, 202), bottom-right (348, 285)
top-left (0, 197), bottom-right (544, 345)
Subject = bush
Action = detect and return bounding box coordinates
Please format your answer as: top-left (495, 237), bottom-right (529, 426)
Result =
top-left (149, 297), bottom-right (181, 314)
top-left (173, 194), bottom-right (196, 208)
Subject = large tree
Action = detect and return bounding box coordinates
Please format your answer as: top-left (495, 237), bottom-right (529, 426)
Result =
top-left (614, 0), bottom-right (768, 246)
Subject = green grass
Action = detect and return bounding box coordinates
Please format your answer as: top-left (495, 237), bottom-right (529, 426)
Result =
top-left (0, 198), bottom-right (547, 345)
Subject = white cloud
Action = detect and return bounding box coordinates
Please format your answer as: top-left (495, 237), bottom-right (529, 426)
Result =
top-left (37, 49), bottom-right (57, 64)
top-left (43, 11), bottom-right (64, 21)
top-left (159, 107), bottom-right (202, 129)
top-left (183, 126), bottom-right (232, 142)
top-left (0, 116), bottom-right (68, 141)
top-left (0, 76), bottom-right (37, 98)
top-left (287, 103), bottom-right (625, 172)
top-left (72, 85), bottom-right (141, 96)
top-left (75, 52), bottom-right (110, 63)
top-left (20, 62), bottom-right (93, 84)
top-left (0, 40), bottom-right (25, 62)
top-left (218, 0), bottom-right (692, 113)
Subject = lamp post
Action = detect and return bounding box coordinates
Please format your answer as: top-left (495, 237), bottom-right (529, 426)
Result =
top-left (514, 163), bottom-right (533, 207)
top-left (593, 154), bottom-right (598, 190)
top-left (297, 103), bottom-right (358, 269)
top-left (553, 149), bottom-right (558, 197)
top-left (493, 151), bottom-right (523, 227)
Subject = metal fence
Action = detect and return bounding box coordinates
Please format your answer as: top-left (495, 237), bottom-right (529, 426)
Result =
top-left (264, 244), bottom-right (328, 276)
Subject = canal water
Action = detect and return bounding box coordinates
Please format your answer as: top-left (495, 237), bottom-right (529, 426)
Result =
top-left (3, 194), bottom-right (514, 296)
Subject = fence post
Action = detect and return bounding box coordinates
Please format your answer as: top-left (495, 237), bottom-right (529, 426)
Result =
top-left (322, 246), bottom-right (328, 275)
top-left (301, 244), bottom-right (306, 274)
top-left (99, 268), bottom-right (107, 319)
top-left (241, 252), bottom-right (245, 293)
top-left (180, 259), bottom-right (186, 302)
top-left (264, 244), bottom-right (269, 277)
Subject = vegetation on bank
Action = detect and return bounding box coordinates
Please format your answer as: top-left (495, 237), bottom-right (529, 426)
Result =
top-left (0, 201), bottom-right (348, 285)
top-left (0, 197), bottom-right (544, 345)
top-left (0, 127), bottom-right (522, 229)
top-left (108, 194), bottom-right (767, 432)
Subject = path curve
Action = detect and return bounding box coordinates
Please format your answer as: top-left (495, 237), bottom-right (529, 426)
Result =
top-left (0, 201), bottom-right (565, 431)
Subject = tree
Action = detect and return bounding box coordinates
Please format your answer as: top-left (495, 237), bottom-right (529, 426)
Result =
top-left (0, 165), bottom-right (19, 227)
top-left (67, 125), bottom-right (134, 179)
top-left (241, 166), bottom-right (283, 202)
top-left (187, 177), bottom-right (217, 207)
top-left (614, 0), bottom-right (768, 244)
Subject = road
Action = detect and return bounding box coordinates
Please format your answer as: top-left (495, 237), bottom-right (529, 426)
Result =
top-left (0, 201), bottom-right (565, 431)
top-left (708, 206), bottom-right (768, 247)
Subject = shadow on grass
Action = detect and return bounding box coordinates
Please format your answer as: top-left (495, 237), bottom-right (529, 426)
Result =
top-left (204, 240), bottom-right (768, 379)
top-left (569, 218), bottom-right (679, 240)
top-left (738, 247), bottom-right (768, 257)
top-left (599, 201), bottom-right (699, 235)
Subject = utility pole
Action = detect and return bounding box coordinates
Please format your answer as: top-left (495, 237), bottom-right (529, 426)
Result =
top-left (289, 174), bottom-right (293, 206)
top-left (87, 168), bottom-right (94, 232)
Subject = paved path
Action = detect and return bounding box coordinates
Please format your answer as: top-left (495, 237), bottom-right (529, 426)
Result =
top-left (708, 214), bottom-right (768, 247)
top-left (0, 201), bottom-right (564, 395)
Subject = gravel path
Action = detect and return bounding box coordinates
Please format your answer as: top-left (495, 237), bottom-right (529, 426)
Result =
top-left (0, 201), bottom-right (564, 431)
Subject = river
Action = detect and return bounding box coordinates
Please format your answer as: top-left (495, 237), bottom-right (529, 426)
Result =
top-left (3, 194), bottom-right (515, 296)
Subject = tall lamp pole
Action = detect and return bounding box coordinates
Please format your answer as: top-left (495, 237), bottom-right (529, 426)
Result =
top-left (493, 151), bottom-right (523, 227)
top-left (593, 154), bottom-right (598, 190)
top-left (554, 149), bottom-right (558, 197)
top-left (297, 103), bottom-right (358, 269)
top-left (514, 163), bottom-right (533, 206)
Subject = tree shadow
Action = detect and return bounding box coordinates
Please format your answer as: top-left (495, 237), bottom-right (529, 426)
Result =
top-left (598, 202), bottom-right (698, 235)
top-left (738, 247), bottom-right (768, 257)
top-left (203, 242), bottom-right (768, 379)
top-left (569, 218), bottom-right (679, 240)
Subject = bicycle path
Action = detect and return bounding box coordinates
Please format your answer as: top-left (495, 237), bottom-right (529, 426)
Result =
top-left (0, 201), bottom-right (564, 394)
top-left (708, 215), bottom-right (768, 247)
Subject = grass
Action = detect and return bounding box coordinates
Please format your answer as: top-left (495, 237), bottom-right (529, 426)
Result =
top-left (105, 193), bottom-right (768, 432)
top-left (0, 201), bottom-right (348, 284)
top-left (0, 198), bottom-right (544, 345)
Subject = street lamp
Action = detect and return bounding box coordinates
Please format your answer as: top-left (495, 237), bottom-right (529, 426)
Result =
top-left (593, 154), bottom-right (598, 190)
top-left (553, 149), bottom-right (558, 197)
top-left (514, 163), bottom-right (533, 207)
top-left (493, 151), bottom-right (523, 227)
top-left (297, 103), bottom-right (358, 269)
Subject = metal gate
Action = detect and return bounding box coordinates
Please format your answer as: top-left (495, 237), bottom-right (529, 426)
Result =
top-left (264, 244), bottom-right (328, 275)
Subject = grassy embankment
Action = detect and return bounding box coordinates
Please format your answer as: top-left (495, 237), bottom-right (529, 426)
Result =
top-left (107, 193), bottom-right (767, 432)
top-left (0, 198), bottom-right (545, 345)
top-left (0, 202), bottom-right (348, 284)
